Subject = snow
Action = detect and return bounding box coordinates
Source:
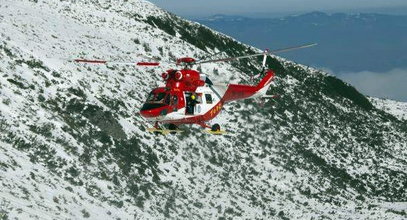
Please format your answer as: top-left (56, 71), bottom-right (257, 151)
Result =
top-left (0, 0), bottom-right (406, 219)
top-left (369, 97), bottom-right (407, 121)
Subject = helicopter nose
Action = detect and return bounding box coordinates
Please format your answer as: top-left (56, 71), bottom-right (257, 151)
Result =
top-left (140, 109), bottom-right (160, 118)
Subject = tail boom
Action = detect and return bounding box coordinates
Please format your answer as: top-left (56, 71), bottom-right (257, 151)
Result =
top-left (222, 70), bottom-right (275, 103)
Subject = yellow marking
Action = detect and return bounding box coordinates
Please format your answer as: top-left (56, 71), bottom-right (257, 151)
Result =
top-left (203, 130), bottom-right (227, 135)
top-left (208, 103), bottom-right (223, 118)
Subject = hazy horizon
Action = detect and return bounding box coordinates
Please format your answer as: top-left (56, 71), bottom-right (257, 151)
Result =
top-left (148, 0), bottom-right (407, 18)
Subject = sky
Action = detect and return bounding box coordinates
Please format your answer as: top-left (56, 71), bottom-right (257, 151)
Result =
top-left (148, 0), bottom-right (407, 18)
top-left (148, 0), bottom-right (407, 102)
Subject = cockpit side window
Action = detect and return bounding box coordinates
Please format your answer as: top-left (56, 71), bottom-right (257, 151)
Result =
top-left (146, 92), bottom-right (170, 104)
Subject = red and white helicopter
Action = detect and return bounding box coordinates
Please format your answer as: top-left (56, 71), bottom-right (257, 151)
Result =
top-left (75, 43), bottom-right (316, 134)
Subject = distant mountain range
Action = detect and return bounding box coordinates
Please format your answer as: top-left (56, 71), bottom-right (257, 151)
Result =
top-left (195, 12), bottom-right (407, 73)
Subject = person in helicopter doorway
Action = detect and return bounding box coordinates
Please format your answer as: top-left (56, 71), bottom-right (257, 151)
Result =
top-left (186, 93), bottom-right (200, 115)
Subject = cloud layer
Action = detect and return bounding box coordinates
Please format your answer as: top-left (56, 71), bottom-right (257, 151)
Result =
top-left (338, 68), bottom-right (407, 102)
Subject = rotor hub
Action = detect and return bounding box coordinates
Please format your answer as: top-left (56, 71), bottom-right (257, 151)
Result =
top-left (176, 57), bottom-right (196, 65)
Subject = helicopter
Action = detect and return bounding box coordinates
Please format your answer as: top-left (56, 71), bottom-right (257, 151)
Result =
top-left (74, 43), bottom-right (317, 134)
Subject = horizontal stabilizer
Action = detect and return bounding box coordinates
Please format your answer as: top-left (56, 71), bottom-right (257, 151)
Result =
top-left (262, 95), bottom-right (278, 99)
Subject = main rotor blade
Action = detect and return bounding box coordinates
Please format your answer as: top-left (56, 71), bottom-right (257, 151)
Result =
top-left (74, 59), bottom-right (107, 64)
top-left (196, 43), bottom-right (317, 64)
top-left (73, 59), bottom-right (160, 66)
top-left (195, 53), bottom-right (262, 64)
top-left (268, 43), bottom-right (318, 54)
top-left (196, 51), bottom-right (225, 63)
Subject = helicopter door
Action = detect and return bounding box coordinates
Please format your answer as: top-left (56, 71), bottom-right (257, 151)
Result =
top-left (185, 92), bottom-right (202, 115)
top-left (185, 93), bottom-right (193, 115)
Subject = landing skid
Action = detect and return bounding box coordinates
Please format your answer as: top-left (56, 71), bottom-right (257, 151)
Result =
top-left (203, 130), bottom-right (227, 135)
top-left (147, 122), bottom-right (227, 135)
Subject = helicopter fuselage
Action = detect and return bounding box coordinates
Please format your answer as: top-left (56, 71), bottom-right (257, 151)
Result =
top-left (139, 68), bottom-right (275, 128)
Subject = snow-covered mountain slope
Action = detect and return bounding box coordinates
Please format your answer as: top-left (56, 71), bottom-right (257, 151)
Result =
top-left (0, 0), bottom-right (406, 219)
top-left (369, 97), bottom-right (407, 121)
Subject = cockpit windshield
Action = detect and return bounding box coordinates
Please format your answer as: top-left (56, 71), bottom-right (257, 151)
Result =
top-left (141, 92), bottom-right (172, 111)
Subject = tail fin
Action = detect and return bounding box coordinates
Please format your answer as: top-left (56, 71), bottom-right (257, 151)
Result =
top-left (256, 70), bottom-right (275, 89)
